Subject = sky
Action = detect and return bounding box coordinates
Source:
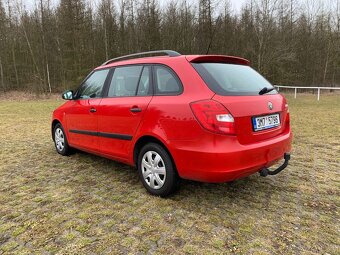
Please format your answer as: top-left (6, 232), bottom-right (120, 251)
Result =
top-left (18, 0), bottom-right (340, 18)
top-left (22, 0), bottom-right (248, 13)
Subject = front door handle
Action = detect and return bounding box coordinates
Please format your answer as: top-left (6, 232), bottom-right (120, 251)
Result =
top-left (90, 107), bottom-right (97, 113)
top-left (130, 106), bottom-right (142, 113)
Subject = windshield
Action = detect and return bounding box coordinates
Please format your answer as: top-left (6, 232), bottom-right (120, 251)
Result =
top-left (192, 63), bottom-right (277, 96)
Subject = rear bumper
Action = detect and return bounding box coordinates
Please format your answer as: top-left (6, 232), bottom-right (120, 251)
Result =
top-left (169, 130), bottom-right (292, 183)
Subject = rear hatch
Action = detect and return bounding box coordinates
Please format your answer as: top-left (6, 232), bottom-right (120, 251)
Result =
top-left (189, 55), bottom-right (289, 144)
top-left (213, 94), bottom-right (288, 144)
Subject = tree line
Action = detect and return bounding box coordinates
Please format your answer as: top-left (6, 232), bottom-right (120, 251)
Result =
top-left (0, 0), bottom-right (339, 93)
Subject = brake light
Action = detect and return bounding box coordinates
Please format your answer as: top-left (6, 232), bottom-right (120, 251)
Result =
top-left (286, 112), bottom-right (290, 126)
top-left (285, 104), bottom-right (290, 126)
top-left (190, 100), bottom-right (236, 135)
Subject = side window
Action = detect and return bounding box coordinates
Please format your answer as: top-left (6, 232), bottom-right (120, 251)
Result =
top-left (108, 66), bottom-right (143, 97)
top-left (77, 69), bottom-right (109, 99)
top-left (154, 66), bottom-right (182, 95)
top-left (137, 66), bottom-right (151, 96)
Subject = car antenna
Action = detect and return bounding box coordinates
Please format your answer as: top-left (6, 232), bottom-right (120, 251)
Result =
top-left (206, 15), bottom-right (223, 55)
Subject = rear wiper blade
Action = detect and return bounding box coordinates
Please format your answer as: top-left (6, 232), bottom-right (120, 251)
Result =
top-left (259, 87), bottom-right (275, 95)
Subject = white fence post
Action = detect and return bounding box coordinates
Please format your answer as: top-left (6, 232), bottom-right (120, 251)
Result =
top-left (317, 88), bottom-right (320, 101)
top-left (294, 88), bottom-right (297, 99)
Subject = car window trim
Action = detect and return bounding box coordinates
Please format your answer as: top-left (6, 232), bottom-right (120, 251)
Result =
top-left (136, 66), bottom-right (153, 96)
top-left (100, 63), bottom-right (183, 98)
top-left (105, 65), bottom-right (144, 98)
top-left (135, 66), bottom-right (145, 96)
top-left (101, 67), bottom-right (115, 98)
top-left (102, 64), bottom-right (154, 98)
top-left (74, 67), bottom-right (111, 100)
top-left (152, 64), bottom-right (183, 96)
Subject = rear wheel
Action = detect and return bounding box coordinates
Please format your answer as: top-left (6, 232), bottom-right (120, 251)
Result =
top-left (138, 143), bottom-right (179, 197)
top-left (53, 123), bottom-right (72, 156)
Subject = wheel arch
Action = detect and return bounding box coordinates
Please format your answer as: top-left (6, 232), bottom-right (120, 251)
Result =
top-left (51, 119), bottom-right (61, 140)
top-left (133, 135), bottom-right (177, 172)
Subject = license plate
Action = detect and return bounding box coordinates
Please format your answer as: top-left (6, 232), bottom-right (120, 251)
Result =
top-left (252, 113), bottom-right (280, 131)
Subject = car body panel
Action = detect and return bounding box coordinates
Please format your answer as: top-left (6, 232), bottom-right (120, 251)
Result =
top-left (64, 98), bottom-right (102, 151)
top-left (186, 55), bottom-right (250, 65)
top-left (52, 54), bottom-right (292, 183)
top-left (98, 96), bottom-right (152, 159)
top-left (213, 94), bottom-right (289, 144)
top-left (167, 119), bottom-right (292, 182)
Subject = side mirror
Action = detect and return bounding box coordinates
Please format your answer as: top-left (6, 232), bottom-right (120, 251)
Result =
top-left (62, 90), bottom-right (74, 100)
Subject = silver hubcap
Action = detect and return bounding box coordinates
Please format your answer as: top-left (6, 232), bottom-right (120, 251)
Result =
top-left (55, 128), bottom-right (65, 152)
top-left (141, 151), bottom-right (166, 190)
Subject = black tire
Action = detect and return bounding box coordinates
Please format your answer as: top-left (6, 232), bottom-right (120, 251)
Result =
top-left (53, 123), bottom-right (72, 156)
top-left (137, 143), bottom-right (179, 197)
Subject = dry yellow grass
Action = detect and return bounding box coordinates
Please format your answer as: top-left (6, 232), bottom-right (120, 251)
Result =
top-left (0, 94), bottom-right (339, 254)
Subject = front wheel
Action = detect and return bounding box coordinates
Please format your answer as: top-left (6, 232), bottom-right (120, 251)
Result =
top-left (137, 143), bottom-right (179, 197)
top-left (53, 123), bottom-right (72, 156)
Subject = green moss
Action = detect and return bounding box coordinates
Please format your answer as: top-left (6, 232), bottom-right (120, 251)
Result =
top-left (12, 226), bottom-right (28, 237)
top-left (1, 241), bottom-right (19, 252)
top-left (64, 232), bottom-right (77, 241)
top-left (75, 224), bottom-right (90, 234)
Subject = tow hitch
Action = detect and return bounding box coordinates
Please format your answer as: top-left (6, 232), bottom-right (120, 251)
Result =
top-left (259, 153), bottom-right (291, 177)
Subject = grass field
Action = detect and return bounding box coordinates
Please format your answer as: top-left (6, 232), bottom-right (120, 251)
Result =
top-left (0, 94), bottom-right (339, 255)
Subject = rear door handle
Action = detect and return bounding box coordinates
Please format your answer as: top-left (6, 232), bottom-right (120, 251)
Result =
top-left (130, 106), bottom-right (142, 113)
top-left (90, 107), bottom-right (97, 113)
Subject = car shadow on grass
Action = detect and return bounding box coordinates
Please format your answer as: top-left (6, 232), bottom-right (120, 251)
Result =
top-left (70, 149), bottom-right (275, 205)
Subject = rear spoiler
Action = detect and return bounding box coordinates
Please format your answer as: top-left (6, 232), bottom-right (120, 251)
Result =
top-left (186, 55), bottom-right (250, 66)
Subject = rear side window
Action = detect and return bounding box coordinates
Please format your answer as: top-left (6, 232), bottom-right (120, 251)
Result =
top-left (192, 63), bottom-right (277, 96)
top-left (76, 69), bottom-right (109, 99)
top-left (153, 66), bottom-right (182, 95)
top-left (108, 66), bottom-right (143, 97)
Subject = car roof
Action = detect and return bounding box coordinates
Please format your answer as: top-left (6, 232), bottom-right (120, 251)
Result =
top-left (95, 54), bottom-right (250, 71)
top-left (95, 55), bottom-right (185, 70)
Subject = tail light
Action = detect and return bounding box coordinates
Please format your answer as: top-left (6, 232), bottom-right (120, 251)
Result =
top-left (190, 100), bottom-right (236, 135)
top-left (285, 104), bottom-right (290, 127)
top-left (286, 111), bottom-right (290, 126)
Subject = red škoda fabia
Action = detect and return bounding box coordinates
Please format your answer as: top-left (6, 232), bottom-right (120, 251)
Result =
top-left (52, 51), bottom-right (292, 197)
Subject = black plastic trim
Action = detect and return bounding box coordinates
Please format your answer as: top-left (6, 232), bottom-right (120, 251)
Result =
top-left (101, 63), bottom-right (182, 98)
top-left (102, 50), bottom-right (181, 66)
top-left (102, 64), bottom-right (154, 98)
top-left (152, 64), bottom-right (184, 96)
top-left (69, 130), bottom-right (132, 141)
top-left (98, 132), bottom-right (132, 141)
top-left (69, 130), bottom-right (97, 136)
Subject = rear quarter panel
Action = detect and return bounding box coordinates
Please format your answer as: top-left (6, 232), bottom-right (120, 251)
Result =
top-left (128, 58), bottom-right (215, 163)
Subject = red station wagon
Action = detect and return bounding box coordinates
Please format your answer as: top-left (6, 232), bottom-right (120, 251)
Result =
top-left (52, 50), bottom-right (292, 196)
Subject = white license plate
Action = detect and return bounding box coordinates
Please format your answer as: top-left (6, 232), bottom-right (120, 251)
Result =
top-left (252, 114), bottom-right (280, 131)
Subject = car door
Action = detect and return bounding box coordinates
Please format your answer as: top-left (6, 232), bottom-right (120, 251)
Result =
top-left (66, 68), bottom-right (110, 152)
top-left (98, 65), bottom-right (153, 160)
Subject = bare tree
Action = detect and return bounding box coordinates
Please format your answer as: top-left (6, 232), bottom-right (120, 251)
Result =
top-left (0, 0), bottom-right (338, 92)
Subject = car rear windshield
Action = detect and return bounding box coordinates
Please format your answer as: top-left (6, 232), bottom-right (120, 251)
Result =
top-left (192, 63), bottom-right (277, 96)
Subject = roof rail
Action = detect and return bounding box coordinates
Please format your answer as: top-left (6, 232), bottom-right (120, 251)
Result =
top-left (101, 50), bottom-right (181, 66)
